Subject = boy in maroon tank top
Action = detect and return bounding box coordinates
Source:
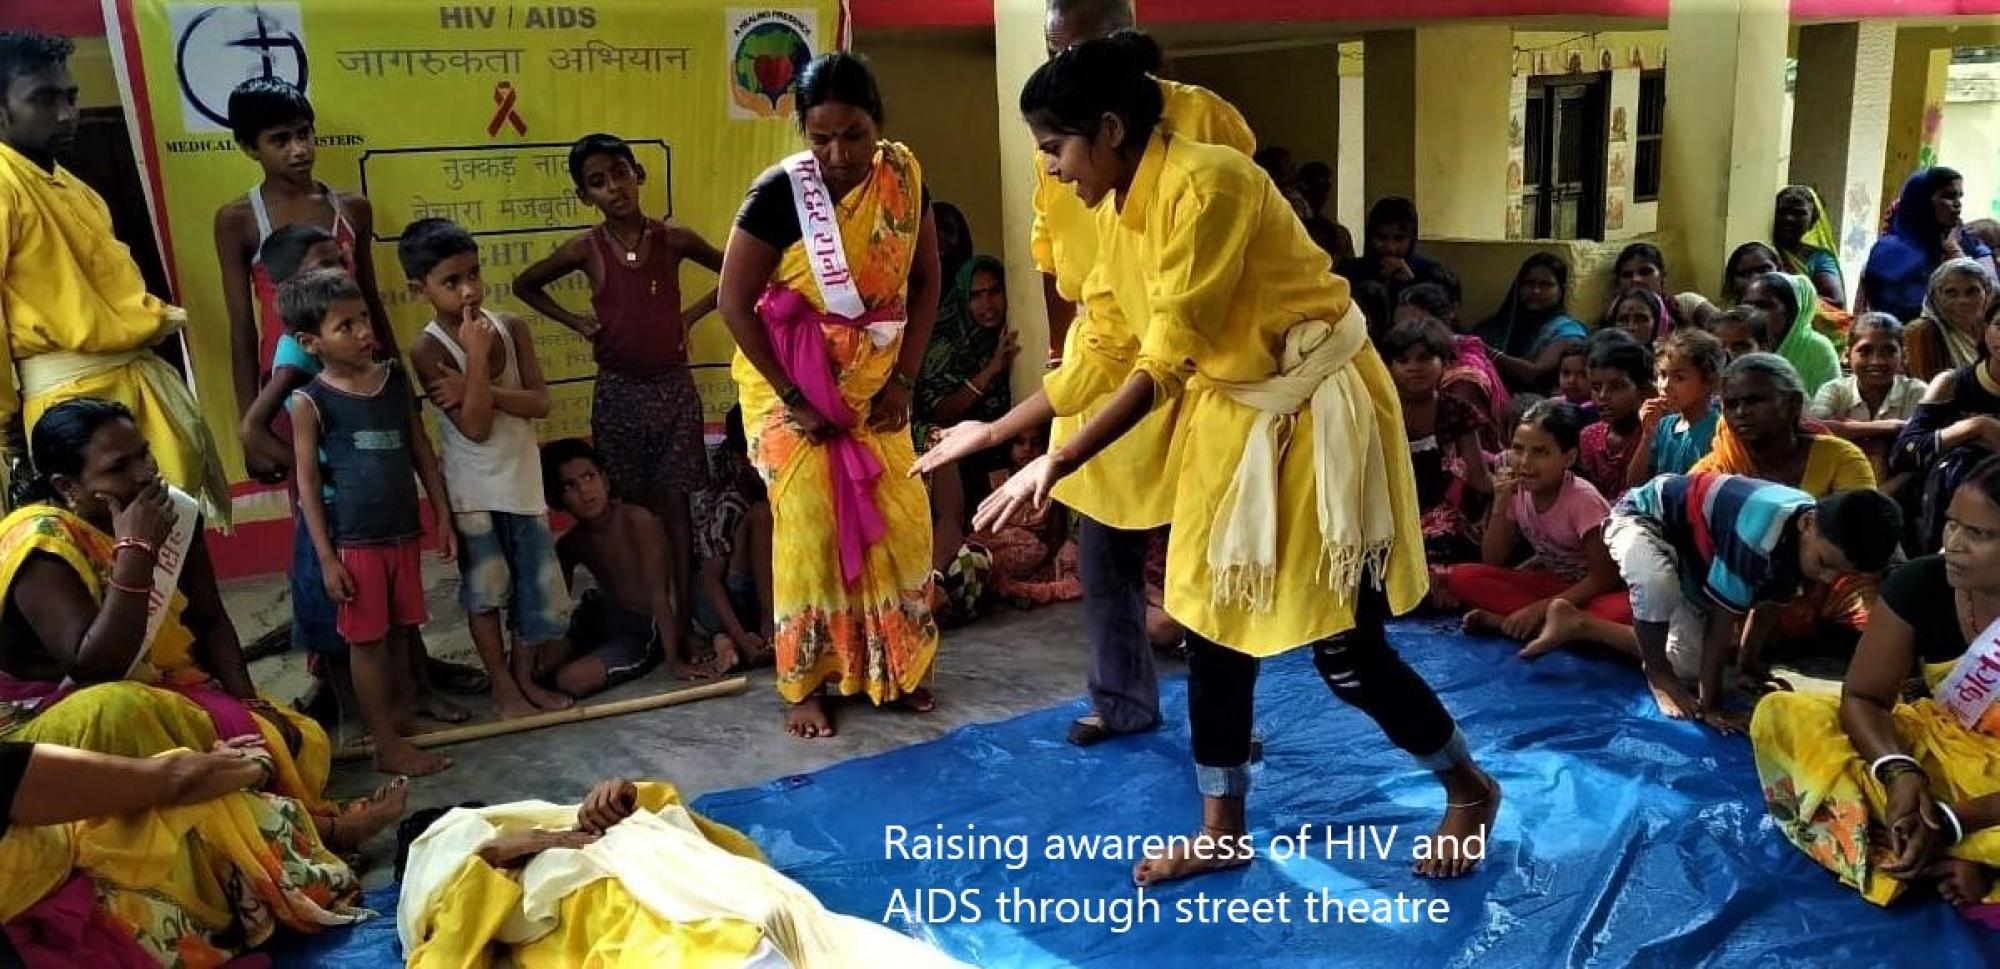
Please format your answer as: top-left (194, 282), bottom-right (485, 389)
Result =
top-left (516, 133), bottom-right (726, 671)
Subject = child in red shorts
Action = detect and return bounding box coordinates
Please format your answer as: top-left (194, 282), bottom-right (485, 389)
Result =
top-left (284, 269), bottom-right (458, 777)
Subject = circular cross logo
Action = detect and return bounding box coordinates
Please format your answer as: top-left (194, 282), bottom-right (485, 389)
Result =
top-left (173, 4), bottom-right (308, 132)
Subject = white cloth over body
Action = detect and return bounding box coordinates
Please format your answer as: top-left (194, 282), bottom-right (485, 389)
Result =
top-left (399, 798), bottom-right (970, 968)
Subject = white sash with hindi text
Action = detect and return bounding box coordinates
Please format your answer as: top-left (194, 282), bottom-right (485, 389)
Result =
top-left (781, 150), bottom-right (869, 320)
top-left (1937, 612), bottom-right (2000, 738)
top-left (127, 486), bottom-right (201, 675)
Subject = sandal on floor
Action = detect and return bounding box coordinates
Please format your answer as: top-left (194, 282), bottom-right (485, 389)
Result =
top-left (1067, 715), bottom-right (1158, 748)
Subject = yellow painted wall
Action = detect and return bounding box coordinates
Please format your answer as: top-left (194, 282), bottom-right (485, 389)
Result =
top-left (70, 36), bottom-right (123, 110)
top-left (1173, 44), bottom-right (1342, 168)
top-left (854, 30), bottom-right (1005, 256)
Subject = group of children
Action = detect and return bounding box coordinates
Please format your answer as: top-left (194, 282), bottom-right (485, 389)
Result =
top-left (1373, 241), bottom-right (1922, 729)
top-left (220, 79), bottom-right (780, 774)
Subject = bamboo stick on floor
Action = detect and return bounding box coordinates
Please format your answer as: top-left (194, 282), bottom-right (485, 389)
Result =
top-left (333, 676), bottom-right (748, 762)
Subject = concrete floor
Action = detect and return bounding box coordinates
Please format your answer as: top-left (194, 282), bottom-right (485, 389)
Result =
top-left (227, 565), bottom-right (1135, 886)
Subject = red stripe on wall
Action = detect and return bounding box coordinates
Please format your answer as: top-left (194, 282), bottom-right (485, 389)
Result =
top-left (0, 2), bottom-right (107, 36)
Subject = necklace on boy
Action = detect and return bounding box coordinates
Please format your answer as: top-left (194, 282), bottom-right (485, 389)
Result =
top-left (609, 222), bottom-right (648, 264)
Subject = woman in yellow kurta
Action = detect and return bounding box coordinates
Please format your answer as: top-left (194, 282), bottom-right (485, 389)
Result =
top-left (718, 54), bottom-right (942, 739)
top-left (400, 778), bottom-right (969, 968)
top-left (926, 36), bottom-right (1499, 886)
top-left (0, 37), bottom-right (229, 523)
top-left (0, 400), bottom-right (403, 850)
top-left (0, 738), bottom-right (367, 966)
top-left (1028, 16), bottom-right (1256, 746)
top-left (1751, 459), bottom-right (2000, 912)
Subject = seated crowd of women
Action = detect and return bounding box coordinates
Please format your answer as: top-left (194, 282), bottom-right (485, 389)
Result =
top-left (1369, 164), bottom-right (2000, 921)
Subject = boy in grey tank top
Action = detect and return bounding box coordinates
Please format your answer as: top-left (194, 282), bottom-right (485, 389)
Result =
top-left (404, 219), bottom-right (580, 720)
top-left (283, 269), bottom-right (456, 777)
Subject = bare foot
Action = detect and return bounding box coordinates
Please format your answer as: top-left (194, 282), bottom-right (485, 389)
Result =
top-left (891, 686), bottom-right (937, 714)
top-left (1415, 769), bottom-right (1500, 878)
top-left (1927, 858), bottom-right (1995, 908)
top-left (1462, 609), bottom-right (1502, 635)
top-left (1646, 669), bottom-right (1700, 721)
top-left (786, 695), bottom-right (835, 739)
top-left (373, 740), bottom-right (451, 779)
top-left (328, 776), bottom-right (412, 850)
top-left (1519, 599), bottom-right (1581, 660)
top-left (493, 681), bottom-right (542, 720)
top-left (710, 633), bottom-right (742, 672)
top-left (520, 678), bottom-right (575, 712)
top-left (1131, 828), bottom-right (1253, 886)
top-left (417, 692), bottom-right (472, 725)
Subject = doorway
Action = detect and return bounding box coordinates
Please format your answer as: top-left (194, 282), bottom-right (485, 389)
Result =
top-left (1521, 73), bottom-right (1609, 240)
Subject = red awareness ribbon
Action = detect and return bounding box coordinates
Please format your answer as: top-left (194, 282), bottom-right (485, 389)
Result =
top-left (487, 81), bottom-right (527, 136)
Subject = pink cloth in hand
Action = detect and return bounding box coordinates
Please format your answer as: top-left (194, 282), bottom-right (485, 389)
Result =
top-left (758, 285), bottom-right (904, 586)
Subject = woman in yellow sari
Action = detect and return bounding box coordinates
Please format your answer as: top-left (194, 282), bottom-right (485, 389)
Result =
top-left (926, 36), bottom-right (1498, 885)
top-left (1751, 456), bottom-right (2000, 915)
top-left (718, 53), bottom-right (942, 739)
top-left (0, 401), bottom-right (402, 838)
top-left (1, 738), bottom-right (369, 966)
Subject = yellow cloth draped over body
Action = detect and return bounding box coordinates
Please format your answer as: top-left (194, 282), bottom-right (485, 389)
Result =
top-left (0, 144), bottom-right (230, 524)
top-left (731, 141), bottom-right (938, 706)
top-left (0, 748), bottom-right (366, 965)
top-left (1082, 132), bottom-right (1424, 655)
top-left (1037, 78), bottom-right (1255, 530)
top-left (0, 504), bottom-right (330, 813)
top-left (1751, 666), bottom-right (2000, 906)
top-left (400, 781), bottom-right (968, 968)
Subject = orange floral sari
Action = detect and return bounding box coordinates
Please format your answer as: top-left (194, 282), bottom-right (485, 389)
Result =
top-left (729, 142), bottom-right (938, 705)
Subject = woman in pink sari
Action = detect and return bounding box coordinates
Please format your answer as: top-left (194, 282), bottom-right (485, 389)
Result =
top-left (718, 54), bottom-right (943, 740)
top-left (1397, 275), bottom-right (1509, 449)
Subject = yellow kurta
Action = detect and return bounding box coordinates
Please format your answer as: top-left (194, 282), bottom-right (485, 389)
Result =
top-left (1038, 79), bottom-right (1255, 530)
top-left (0, 144), bottom-right (228, 522)
top-left (1090, 133), bottom-right (1424, 655)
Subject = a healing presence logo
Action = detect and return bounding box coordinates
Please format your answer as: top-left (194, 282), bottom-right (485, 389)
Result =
top-left (726, 8), bottom-right (818, 120)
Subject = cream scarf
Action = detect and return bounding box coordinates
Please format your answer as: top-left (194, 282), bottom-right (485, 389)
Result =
top-left (1200, 303), bottom-right (1394, 613)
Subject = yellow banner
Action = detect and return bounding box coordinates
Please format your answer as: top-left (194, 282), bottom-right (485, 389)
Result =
top-left (105, 0), bottom-right (842, 506)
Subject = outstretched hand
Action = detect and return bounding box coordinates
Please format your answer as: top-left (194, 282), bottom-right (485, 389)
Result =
top-left (912, 421), bottom-right (993, 476)
top-left (972, 454), bottom-right (1063, 533)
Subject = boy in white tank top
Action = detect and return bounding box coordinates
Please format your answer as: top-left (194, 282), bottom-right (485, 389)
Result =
top-left (403, 218), bottom-right (578, 719)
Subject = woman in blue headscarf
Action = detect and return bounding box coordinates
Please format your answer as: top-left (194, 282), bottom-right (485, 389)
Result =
top-left (1478, 251), bottom-right (1587, 393)
top-left (1862, 167), bottom-right (1995, 323)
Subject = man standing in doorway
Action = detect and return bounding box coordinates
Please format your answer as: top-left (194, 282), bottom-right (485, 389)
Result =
top-left (0, 31), bottom-right (229, 521)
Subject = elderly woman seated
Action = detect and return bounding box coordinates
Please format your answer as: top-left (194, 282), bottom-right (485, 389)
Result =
top-left (1692, 354), bottom-right (1878, 666)
top-left (1752, 456), bottom-right (2000, 916)
top-left (399, 778), bottom-right (969, 967)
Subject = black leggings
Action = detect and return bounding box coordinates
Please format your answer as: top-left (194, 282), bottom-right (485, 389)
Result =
top-left (1187, 581), bottom-right (1459, 770)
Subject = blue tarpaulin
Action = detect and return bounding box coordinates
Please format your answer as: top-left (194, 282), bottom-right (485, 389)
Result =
top-left (282, 619), bottom-right (1999, 966)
